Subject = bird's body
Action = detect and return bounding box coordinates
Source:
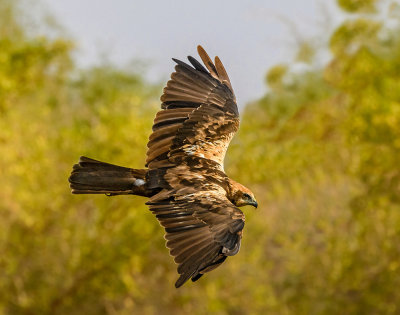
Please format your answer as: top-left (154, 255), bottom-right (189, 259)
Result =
top-left (69, 46), bottom-right (257, 288)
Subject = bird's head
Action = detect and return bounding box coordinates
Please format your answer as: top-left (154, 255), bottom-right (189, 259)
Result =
top-left (228, 179), bottom-right (258, 208)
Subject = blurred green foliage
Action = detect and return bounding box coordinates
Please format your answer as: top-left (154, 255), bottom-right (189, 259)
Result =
top-left (337, 0), bottom-right (378, 13)
top-left (1, 0), bottom-right (400, 314)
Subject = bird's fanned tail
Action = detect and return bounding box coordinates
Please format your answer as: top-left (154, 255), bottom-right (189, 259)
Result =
top-left (69, 156), bottom-right (152, 197)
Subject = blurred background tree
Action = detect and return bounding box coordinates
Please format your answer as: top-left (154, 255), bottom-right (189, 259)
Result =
top-left (1, 0), bottom-right (400, 314)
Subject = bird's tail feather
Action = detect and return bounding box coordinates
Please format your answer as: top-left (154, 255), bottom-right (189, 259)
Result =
top-left (69, 156), bottom-right (150, 196)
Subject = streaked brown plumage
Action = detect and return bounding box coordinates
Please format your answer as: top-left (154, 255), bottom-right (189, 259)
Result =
top-left (69, 46), bottom-right (258, 288)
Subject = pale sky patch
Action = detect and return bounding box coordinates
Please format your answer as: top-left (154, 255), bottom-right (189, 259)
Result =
top-left (42, 0), bottom-right (344, 105)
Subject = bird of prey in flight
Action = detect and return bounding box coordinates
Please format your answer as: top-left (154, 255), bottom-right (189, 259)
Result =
top-left (69, 46), bottom-right (258, 288)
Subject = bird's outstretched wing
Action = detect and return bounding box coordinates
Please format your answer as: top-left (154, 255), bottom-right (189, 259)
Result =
top-left (146, 172), bottom-right (245, 288)
top-left (146, 45), bottom-right (239, 170)
top-left (146, 46), bottom-right (244, 287)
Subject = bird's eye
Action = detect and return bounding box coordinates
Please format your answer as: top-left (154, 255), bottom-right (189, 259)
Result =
top-left (243, 193), bottom-right (251, 199)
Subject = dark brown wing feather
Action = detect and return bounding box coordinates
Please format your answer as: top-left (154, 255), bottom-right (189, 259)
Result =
top-left (146, 45), bottom-right (239, 170)
top-left (146, 177), bottom-right (245, 288)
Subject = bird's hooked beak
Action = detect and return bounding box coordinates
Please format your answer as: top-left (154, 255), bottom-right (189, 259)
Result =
top-left (250, 199), bottom-right (258, 209)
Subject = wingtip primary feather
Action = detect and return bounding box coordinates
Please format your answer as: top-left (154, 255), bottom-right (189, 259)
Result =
top-left (187, 55), bottom-right (208, 73)
top-left (197, 45), bottom-right (218, 79)
top-left (214, 56), bottom-right (232, 90)
top-left (175, 273), bottom-right (192, 288)
top-left (197, 45), bottom-right (208, 59)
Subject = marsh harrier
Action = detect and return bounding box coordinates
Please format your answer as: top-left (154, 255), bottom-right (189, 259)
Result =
top-left (69, 46), bottom-right (257, 288)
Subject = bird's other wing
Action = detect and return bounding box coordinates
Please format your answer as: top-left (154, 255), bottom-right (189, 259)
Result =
top-left (146, 172), bottom-right (245, 288)
top-left (146, 45), bottom-right (239, 170)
